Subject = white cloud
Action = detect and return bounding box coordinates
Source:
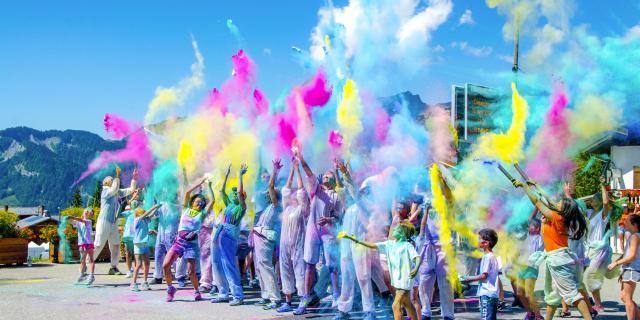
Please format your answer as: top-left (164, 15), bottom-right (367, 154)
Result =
top-left (624, 24), bottom-right (640, 42)
top-left (309, 0), bottom-right (453, 92)
top-left (262, 48), bottom-right (272, 55)
top-left (496, 54), bottom-right (514, 63)
top-left (433, 44), bottom-right (445, 52)
top-left (450, 41), bottom-right (493, 57)
top-left (458, 9), bottom-right (475, 25)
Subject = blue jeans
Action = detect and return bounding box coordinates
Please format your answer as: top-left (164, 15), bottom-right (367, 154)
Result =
top-left (211, 224), bottom-right (244, 300)
top-left (480, 296), bottom-right (498, 320)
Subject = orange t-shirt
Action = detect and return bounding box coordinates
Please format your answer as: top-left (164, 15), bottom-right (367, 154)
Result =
top-left (542, 212), bottom-right (569, 251)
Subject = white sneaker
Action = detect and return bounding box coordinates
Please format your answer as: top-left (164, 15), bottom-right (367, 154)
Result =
top-left (125, 272), bottom-right (132, 278)
top-left (142, 282), bottom-right (151, 291)
top-left (76, 273), bottom-right (87, 284)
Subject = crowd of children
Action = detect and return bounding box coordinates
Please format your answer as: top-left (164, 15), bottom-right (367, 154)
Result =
top-left (67, 155), bottom-right (640, 320)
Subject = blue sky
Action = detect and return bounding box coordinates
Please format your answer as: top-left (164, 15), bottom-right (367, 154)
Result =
top-left (0, 0), bottom-right (638, 134)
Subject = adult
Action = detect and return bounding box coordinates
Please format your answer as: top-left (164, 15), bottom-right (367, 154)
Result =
top-left (210, 164), bottom-right (248, 306)
top-left (583, 176), bottom-right (614, 312)
top-left (277, 158), bottom-right (310, 312)
top-left (93, 166), bottom-right (137, 275)
top-left (293, 147), bottom-right (344, 315)
top-left (252, 159), bottom-right (283, 309)
top-left (334, 162), bottom-right (389, 320)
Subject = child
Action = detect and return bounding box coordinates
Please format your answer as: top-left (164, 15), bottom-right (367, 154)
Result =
top-left (67, 208), bottom-right (96, 285)
top-left (120, 192), bottom-right (140, 278)
top-left (342, 220), bottom-right (421, 320)
top-left (131, 204), bottom-right (161, 291)
top-left (516, 209), bottom-right (544, 320)
top-left (163, 176), bottom-right (215, 302)
top-left (462, 228), bottom-right (501, 320)
top-left (608, 214), bottom-right (640, 320)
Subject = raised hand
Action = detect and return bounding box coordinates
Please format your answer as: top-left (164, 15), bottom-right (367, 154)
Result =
top-left (599, 175), bottom-right (606, 185)
top-left (226, 163), bottom-right (232, 175)
top-left (239, 163), bottom-right (249, 176)
top-left (334, 158), bottom-right (348, 174)
top-left (273, 158), bottom-right (283, 171)
top-left (132, 167), bottom-right (139, 179)
top-left (115, 164), bottom-right (121, 178)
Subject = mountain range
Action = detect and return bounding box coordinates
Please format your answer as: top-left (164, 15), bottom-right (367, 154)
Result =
top-left (0, 127), bottom-right (123, 210)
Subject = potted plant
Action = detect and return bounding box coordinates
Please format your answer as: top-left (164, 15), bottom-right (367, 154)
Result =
top-left (40, 224), bottom-right (60, 263)
top-left (0, 210), bottom-right (29, 265)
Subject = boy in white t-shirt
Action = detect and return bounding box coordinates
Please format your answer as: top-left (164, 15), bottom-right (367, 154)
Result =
top-left (462, 228), bottom-right (501, 320)
top-left (341, 220), bottom-right (422, 320)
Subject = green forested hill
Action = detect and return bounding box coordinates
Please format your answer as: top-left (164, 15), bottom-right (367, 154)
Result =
top-left (0, 127), bottom-right (123, 211)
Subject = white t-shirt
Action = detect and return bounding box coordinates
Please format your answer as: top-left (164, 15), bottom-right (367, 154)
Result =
top-left (74, 220), bottom-right (93, 246)
top-left (587, 209), bottom-right (610, 245)
top-left (376, 240), bottom-right (419, 290)
top-left (477, 252), bottom-right (501, 298)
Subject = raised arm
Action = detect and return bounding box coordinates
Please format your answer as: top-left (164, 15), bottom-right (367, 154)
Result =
top-left (269, 159), bottom-right (283, 206)
top-left (334, 160), bottom-right (343, 189)
top-left (293, 146), bottom-right (314, 178)
top-left (142, 204), bottom-right (162, 219)
top-left (183, 176), bottom-right (207, 208)
top-left (119, 168), bottom-right (139, 197)
top-left (419, 205), bottom-right (429, 238)
top-left (221, 164), bottom-right (232, 206)
top-left (336, 159), bottom-right (357, 203)
top-left (599, 176), bottom-right (610, 219)
top-left (67, 216), bottom-right (85, 223)
top-left (104, 166), bottom-right (122, 198)
top-left (408, 200), bottom-right (422, 225)
top-left (285, 158), bottom-right (296, 190)
top-left (239, 163), bottom-right (248, 211)
top-left (513, 180), bottom-right (555, 220)
top-left (204, 179), bottom-right (215, 214)
top-left (528, 207), bottom-right (539, 221)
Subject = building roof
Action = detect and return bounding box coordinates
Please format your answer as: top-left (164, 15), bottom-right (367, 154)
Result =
top-left (581, 129), bottom-right (634, 154)
top-left (16, 215), bottom-right (58, 228)
top-left (11, 207), bottom-right (41, 217)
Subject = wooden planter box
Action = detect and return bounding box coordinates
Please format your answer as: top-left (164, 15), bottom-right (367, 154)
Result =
top-left (0, 238), bottom-right (28, 265)
top-left (49, 241), bottom-right (110, 263)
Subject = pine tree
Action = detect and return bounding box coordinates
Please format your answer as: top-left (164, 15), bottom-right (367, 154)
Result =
top-left (71, 188), bottom-right (83, 208)
top-left (91, 180), bottom-right (102, 208)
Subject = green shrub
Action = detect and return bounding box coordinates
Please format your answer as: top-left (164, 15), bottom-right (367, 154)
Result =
top-left (0, 210), bottom-right (28, 238)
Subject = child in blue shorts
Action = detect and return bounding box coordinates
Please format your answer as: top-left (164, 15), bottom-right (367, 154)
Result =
top-left (131, 204), bottom-right (161, 291)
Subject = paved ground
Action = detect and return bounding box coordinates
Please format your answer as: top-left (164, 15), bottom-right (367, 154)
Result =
top-left (0, 261), bottom-right (637, 320)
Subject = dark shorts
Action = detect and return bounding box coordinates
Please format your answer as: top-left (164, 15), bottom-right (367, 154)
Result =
top-left (480, 296), bottom-right (498, 320)
top-left (237, 242), bottom-right (251, 260)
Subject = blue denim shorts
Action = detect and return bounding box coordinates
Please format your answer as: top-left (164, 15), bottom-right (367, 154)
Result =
top-left (134, 243), bottom-right (149, 255)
